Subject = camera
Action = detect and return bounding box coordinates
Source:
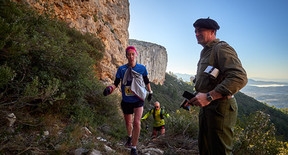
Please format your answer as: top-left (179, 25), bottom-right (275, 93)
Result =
top-left (180, 91), bottom-right (195, 111)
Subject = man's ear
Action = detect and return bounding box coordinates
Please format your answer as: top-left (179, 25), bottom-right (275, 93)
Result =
top-left (212, 29), bottom-right (217, 35)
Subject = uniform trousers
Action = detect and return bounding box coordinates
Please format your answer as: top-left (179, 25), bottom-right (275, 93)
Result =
top-left (198, 97), bottom-right (238, 155)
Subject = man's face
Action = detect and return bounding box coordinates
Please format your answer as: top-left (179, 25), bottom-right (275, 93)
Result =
top-left (154, 102), bottom-right (160, 110)
top-left (194, 27), bottom-right (215, 46)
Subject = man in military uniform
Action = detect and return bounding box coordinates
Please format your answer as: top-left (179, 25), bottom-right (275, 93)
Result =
top-left (188, 18), bottom-right (247, 155)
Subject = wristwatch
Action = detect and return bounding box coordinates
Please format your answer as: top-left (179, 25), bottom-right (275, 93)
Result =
top-left (206, 93), bottom-right (213, 102)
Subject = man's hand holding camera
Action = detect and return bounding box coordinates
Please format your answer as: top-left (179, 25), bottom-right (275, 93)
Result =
top-left (188, 92), bottom-right (212, 107)
top-left (181, 90), bottom-right (224, 109)
top-left (189, 91), bottom-right (223, 107)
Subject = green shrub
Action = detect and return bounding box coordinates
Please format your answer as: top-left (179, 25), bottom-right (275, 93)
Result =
top-left (234, 111), bottom-right (283, 154)
top-left (0, 65), bottom-right (15, 89)
top-left (166, 108), bottom-right (199, 138)
top-left (0, 0), bottom-right (104, 107)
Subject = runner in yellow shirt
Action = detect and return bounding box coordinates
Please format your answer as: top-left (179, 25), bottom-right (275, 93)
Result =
top-left (142, 101), bottom-right (169, 138)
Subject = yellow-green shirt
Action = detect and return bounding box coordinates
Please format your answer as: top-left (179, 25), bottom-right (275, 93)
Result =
top-left (142, 108), bottom-right (169, 127)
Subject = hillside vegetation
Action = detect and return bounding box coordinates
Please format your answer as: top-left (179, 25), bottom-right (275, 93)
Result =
top-left (0, 1), bottom-right (288, 154)
top-left (0, 1), bottom-right (127, 154)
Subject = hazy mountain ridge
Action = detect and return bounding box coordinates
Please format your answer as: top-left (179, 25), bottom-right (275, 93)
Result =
top-left (247, 79), bottom-right (288, 86)
top-left (175, 73), bottom-right (288, 108)
top-left (242, 79), bottom-right (288, 108)
top-left (174, 73), bottom-right (194, 82)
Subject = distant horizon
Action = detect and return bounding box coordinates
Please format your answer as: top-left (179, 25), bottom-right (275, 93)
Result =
top-left (172, 72), bottom-right (288, 83)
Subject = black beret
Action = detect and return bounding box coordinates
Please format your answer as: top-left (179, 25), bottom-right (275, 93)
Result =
top-left (193, 18), bottom-right (220, 30)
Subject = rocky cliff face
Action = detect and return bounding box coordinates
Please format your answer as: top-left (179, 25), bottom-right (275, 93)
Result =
top-left (129, 39), bottom-right (167, 85)
top-left (14, 0), bottom-right (167, 85)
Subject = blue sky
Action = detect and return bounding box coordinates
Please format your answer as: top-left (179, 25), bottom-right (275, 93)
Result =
top-left (128, 0), bottom-right (288, 82)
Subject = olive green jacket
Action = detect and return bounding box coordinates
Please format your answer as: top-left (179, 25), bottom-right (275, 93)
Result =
top-left (195, 39), bottom-right (247, 96)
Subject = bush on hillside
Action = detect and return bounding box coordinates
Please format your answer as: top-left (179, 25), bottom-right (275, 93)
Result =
top-left (233, 111), bottom-right (284, 154)
top-left (0, 1), bottom-right (128, 154)
top-left (0, 0), bottom-right (103, 108)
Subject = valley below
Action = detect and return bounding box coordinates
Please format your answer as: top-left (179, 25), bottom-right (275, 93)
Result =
top-left (175, 73), bottom-right (288, 109)
top-left (241, 79), bottom-right (288, 108)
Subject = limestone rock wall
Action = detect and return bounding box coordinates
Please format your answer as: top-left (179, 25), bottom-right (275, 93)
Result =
top-left (14, 0), bottom-right (167, 85)
top-left (15, 0), bottom-right (129, 84)
top-left (129, 39), bottom-right (167, 85)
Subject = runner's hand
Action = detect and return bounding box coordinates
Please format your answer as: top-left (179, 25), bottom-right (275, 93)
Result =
top-left (147, 93), bottom-right (152, 101)
top-left (103, 86), bottom-right (113, 96)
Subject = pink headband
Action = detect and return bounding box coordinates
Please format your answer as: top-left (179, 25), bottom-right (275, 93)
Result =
top-left (125, 46), bottom-right (138, 55)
